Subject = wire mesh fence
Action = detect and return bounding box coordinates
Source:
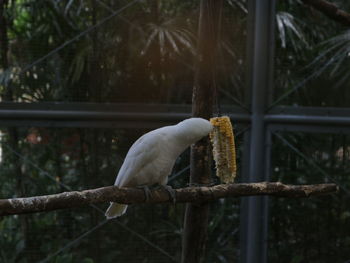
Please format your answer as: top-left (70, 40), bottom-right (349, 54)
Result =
top-left (269, 131), bottom-right (350, 262)
top-left (1, 0), bottom-right (350, 262)
top-left (0, 125), bottom-right (245, 262)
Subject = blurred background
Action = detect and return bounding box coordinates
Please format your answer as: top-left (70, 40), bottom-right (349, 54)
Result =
top-left (0, 0), bottom-right (350, 262)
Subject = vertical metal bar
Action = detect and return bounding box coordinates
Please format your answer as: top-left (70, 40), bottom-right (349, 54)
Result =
top-left (262, 129), bottom-right (272, 260)
top-left (240, 0), bottom-right (275, 263)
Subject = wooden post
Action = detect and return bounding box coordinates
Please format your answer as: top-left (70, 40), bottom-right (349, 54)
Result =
top-left (181, 0), bottom-right (223, 262)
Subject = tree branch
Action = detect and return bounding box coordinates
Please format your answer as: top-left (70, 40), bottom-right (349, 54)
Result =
top-left (301, 0), bottom-right (350, 27)
top-left (0, 182), bottom-right (338, 216)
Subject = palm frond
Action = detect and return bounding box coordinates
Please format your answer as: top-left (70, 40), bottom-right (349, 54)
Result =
top-left (226, 0), bottom-right (247, 14)
top-left (141, 17), bottom-right (196, 57)
top-left (276, 11), bottom-right (308, 50)
top-left (309, 30), bottom-right (350, 81)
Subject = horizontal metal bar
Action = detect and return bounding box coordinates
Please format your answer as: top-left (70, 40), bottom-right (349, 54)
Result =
top-left (265, 114), bottom-right (350, 126)
top-left (0, 110), bottom-right (250, 122)
top-left (0, 102), bottom-right (247, 113)
top-left (268, 124), bottom-right (350, 134)
top-left (0, 102), bottom-right (350, 129)
top-left (1, 102), bottom-right (350, 115)
top-left (3, 110), bottom-right (350, 126)
top-left (0, 103), bottom-right (250, 128)
top-left (0, 102), bottom-right (192, 113)
top-left (0, 110), bottom-right (188, 121)
top-left (0, 120), bottom-right (180, 129)
top-left (269, 105), bottom-right (350, 117)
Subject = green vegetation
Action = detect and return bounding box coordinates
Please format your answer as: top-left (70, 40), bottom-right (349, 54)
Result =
top-left (0, 0), bottom-right (350, 262)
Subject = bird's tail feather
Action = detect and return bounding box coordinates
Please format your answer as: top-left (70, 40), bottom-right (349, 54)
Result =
top-left (105, 202), bottom-right (128, 219)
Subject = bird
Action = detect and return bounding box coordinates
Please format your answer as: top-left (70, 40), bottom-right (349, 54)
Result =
top-left (105, 117), bottom-right (213, 219)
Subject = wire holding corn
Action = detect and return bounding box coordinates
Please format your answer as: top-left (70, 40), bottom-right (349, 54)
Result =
top-left (209, 116), bottom-right (237, 183)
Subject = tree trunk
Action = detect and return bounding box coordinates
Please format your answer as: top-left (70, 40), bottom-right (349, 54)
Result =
top-left (181, 1), bottom-right (223, 262)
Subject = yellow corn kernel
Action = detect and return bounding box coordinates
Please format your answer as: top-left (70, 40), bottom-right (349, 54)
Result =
top-left (209, 116), bottom-right (237, 183)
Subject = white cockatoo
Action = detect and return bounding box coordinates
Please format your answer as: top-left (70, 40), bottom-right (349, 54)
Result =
top-left (105, 117), bottom-right (213, 219)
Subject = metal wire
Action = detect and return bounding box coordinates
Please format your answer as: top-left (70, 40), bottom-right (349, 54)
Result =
top-left (169, 165), bottom-right (190, 182)
top-left (267, 59), bottom-right (334, 111)
top-left (112, 219), bottom-right (177, 262)
top-left (267, 71), bottom-right (318, 111)
top-left (37, 217), bottom-right (177, 263)
top-left (3, 142), bottom-right (176, 260)
top-left (274, 131), bottom-right (350, 196)
top-left (2, 121), bottom-right (250, 261)
top-left (19, 0), bottom-right (141, 76)
top-left (95, 0), bottom-right (147, 38)
top-left (96, 0), bottom-right (246, 111)
top-left (3, 143), bottom-right (74, 191)
top-left (38, 219), bottom-right (110, 263)
top-left (4, 141), bottom-right (107, 213)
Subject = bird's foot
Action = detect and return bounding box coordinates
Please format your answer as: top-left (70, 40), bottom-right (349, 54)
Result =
top-left (162, 185), bottom-right (176, 204)
top-left (187, 182), bottom-right (215, 187)
top-left (137, 185), bottom-right (152, 202)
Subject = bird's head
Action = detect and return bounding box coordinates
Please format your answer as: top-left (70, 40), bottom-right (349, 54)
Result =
top-left (175, 118), bottom-right (213, 144)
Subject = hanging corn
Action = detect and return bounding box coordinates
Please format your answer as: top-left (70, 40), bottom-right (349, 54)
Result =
top-left (209, 116), bottom-right (237, 183)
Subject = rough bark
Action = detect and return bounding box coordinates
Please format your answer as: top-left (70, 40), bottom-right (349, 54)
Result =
top-left (301, 0), bottom-right (350, 27)
top-left (182, 0), bottom-right (223, 262)
top-left (0, 182), bottom-right (338, 216)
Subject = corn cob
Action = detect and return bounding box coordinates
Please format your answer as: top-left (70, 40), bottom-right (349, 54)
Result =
top-left (209, 116), bottom-right (237, 183)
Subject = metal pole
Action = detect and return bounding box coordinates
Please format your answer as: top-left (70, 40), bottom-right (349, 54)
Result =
top-left (240, 1), bottom-right (275, 262)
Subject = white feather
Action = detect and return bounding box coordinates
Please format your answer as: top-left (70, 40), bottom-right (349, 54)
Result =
top-left (105, 118), bottom-right (213, 219)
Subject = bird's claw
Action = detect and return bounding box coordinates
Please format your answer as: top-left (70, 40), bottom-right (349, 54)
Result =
top-left (137, 185), bottom-right (176, 204)
top-left (163, 185), bottom-right (176, 204)
top-left (137, 185), bottom-right (152, 202)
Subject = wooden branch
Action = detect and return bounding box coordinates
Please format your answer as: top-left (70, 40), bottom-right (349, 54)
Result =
top-left (0, 182), bottom-right (338, 216)
top-left (301, 0), bottom-right (350, 27)
top-left (183, 0), bottom-right (223, 261)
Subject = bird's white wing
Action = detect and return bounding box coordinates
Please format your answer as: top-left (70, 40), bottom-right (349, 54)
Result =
top-left (114, 129), bottom-right (168, 187)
